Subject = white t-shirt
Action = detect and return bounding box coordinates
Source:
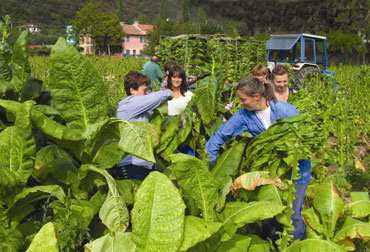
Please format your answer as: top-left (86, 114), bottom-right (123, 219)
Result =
top-left (168, 91), bottom-right (193, 116)
top-left (256, 106), bottom-right (272, 129)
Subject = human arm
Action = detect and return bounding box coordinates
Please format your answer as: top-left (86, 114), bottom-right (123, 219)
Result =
top-left (117, 89), bottom-right (172, 120)
top-left (206, 110), bottom-right (248, 164)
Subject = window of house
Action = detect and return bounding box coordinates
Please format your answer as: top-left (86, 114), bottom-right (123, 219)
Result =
top-left (126, 36), bottom-right (130, 42)
top-left (140, 36), bottom-right (145, 43)
top-left (126, 50), bottom-right (130, 55)
top-left (133, 49), bottom-right (136, 56)
top-left (140, 50), bottom-right (143, 55)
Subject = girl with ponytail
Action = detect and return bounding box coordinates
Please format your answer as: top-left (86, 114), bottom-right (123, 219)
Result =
top-left (206, 76), bottom-right (311, 241)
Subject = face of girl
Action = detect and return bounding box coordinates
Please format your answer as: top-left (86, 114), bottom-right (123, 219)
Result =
top-left (171, 72), bottom-right (183, 88)
top-left (273, 74), bottom-right (289, 93)
top-left (255, 74), bottom-right (267, 84)
top-left (237, 90), bottom-right (261, 111)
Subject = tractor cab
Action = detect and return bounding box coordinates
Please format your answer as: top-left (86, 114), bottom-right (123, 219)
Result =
top-left (267, 34), bottom-right (333, 87)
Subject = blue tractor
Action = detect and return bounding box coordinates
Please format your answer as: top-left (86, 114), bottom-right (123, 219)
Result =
top-left (266, 33), bottom-right (334, 88)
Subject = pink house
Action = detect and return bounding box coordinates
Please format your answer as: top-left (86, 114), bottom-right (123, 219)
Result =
top-left (121, 21), bottom-right (154, 57)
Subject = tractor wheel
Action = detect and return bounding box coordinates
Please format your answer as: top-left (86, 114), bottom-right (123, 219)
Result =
top-left (292, 66), bottom-right (321, 91)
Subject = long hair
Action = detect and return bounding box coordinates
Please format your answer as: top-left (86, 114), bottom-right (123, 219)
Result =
top-left (236, 77), bottom-right (276, 101)
top-left (167, 65), bottom-right (188, 96)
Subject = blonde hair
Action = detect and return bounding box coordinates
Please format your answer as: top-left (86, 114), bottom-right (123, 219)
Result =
top-left (251, 64), bottom-right (268, 76)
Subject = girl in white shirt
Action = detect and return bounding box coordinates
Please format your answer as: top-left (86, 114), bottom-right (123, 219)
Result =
top-left (167, 65), bottom-right (193, 116)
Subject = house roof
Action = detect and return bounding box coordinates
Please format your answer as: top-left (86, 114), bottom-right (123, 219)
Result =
top-left (122, 22), bottom-right (154, 36)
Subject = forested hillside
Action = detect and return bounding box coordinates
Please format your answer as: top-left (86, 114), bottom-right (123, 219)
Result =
top-left (1, 0), bottom-right (368, 36)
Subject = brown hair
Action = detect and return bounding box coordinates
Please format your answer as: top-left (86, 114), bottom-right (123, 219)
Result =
top-left (251, 64), bottom-right (268, 76)
top-left (167, 64), bottom-right (188, 96)
top-left (164, 60), bottom-right (178, 73)
top-left (237, 77), bottom-right (276, 101)
top-left (124, 71), bottom-right (149, 95)
top-left (272, 64), bottom-right (289, 80)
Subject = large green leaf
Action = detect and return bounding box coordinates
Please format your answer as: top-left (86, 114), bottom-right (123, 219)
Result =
top-left (215, 234), bottom-right (252, 252)
top-left (0, 126), bottom-right (35, 187)
top-left (34, 145), bottom-right (79, 183)
top-left (313, 182), bottom-right (344, 239)
top-left (84, 232), bottom-right (136, 252)
top-left (194, 76), bottom-right (219, 126)
top-left (11, 31), bottom-right (31, 93)
top-left (116, 179), bottom-right (140, 205)
top-left (31, 108), bottom-right (83, 141)
top-left (257, 185), bottom-right (283, 205)
top-left (170, 154), bottom-right (218, 221)
top-left (301, 207), bottom-right (325, 236)
top-left (9, 185), bottom-right (65, 208)
top-left (26, 222), bottom-right (59, 252)
top-left (0, 99), bottom-right (35, 131)
top-left (83, 119), bottom-right (157, 166)
top-left (286, 239), bottom-right (345, 252)
top-left (219, 201), bottom-right (285, 241)
top-left (49, 38), bottom-right (108, 130)
top-left (131, 171), bottom-right (185, 252)
top-left (158, 111), bottom-right (193, 161)
top-left (180, 216), bottom-right (222, 251)
top-left (334, 217), bottom-right (370, 242)
top-left (99, 192), bottom-right (128, 233)
top-left (212, 141), bottom-right (246, 210)
top-left (246, 234), bottom-right (271, 252)
top-left (118, 120), bottom-right (156, 163)
top-left (346, 192), bottom-right (370, 219)
top-left (212, 141), bottom-right (245, 180)
top-left (156, 116), bottom-right (180, 154)
top-left (85, 165), bottom-right (129, 232)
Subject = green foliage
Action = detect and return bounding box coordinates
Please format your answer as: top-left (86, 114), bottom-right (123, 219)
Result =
top-left (286, 239), bottom-right (345, 252)
top-left (180, 216), bottom-right (222, 251)
top-left (0, 17), bottom-right (369, 251)
top-left (327, 31), bottom-right (367, 63)
top-left (169, 154), bottom-right (218, 221)
top-left (26, 222), bottom-right (59, 252)
top-left (49, 38), bottom-right (109, 130)
top-left (218, 201), bottom-right (285, 241)
top-left (72, 1), bottom-right (123, 55)
top-left (131, 171), bottom-right (186, 252)
top-left (85, 232), bottom-right (136, 252)
top-left (244, 114), bottom-right (324, 178)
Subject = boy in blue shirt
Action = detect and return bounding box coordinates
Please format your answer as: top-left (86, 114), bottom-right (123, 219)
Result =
top-left (115, 71), bottom-right (172, 180)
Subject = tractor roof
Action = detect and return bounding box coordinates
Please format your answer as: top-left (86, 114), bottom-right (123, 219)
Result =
top-left (267, 33), bottom-right (327, 50)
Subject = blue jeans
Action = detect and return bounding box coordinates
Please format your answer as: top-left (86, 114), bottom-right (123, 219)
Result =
top-left (110, 164), bottom-right (153, 180)
top-left (178, 145), bottom-right (196, 156)
top-left (292, 160), bottom-right (312, 240)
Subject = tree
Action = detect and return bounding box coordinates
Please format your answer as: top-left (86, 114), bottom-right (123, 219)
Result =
top-left (182, 0), bottom-right (191, 23)
top-left (72, 1), bottom-right (123, 55)
top-left (116, 0), bottom-right (124, 20)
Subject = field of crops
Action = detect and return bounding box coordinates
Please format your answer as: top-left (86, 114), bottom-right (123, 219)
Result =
top-left (1, 25), bottom-right (370, 252)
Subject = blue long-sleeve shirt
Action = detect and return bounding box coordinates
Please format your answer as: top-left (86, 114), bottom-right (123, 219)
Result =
top-left (116, 89), bottom-right (172, 168)
top-left (206, 100), bottom-right (311, 184)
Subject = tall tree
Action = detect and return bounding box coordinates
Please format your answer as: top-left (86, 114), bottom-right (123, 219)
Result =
top-left (116, 0), bottom-right (124, 21)
top-left (73, 1), bottom-right (123, 55)
top-left (182, 0), bottom-right (191, 23)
